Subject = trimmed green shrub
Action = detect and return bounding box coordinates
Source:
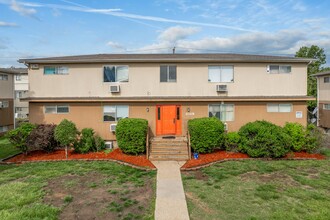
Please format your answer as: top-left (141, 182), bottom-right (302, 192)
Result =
top-left (225, 132), bottom-right (240, 152)
top-left (283, 122), bottom-right (306, 152)
top-left (305, 124), bottom-right (323, 153)
top-left (116, 118), bottom-right (148, 155)
top-left (74, 128), bottom-right (96, 154)
top-left (188, 117), bottom-right (225, 153)
top-left (238, 120), bottom-right (290, 158)
top-left (6, 122), bottom-right (36, 155)
top-left (95, 135), bottom-right (106, 152)
top-left (54, 119), bottom-right (78, 158)
top-left (26, 124), bottom-right (58, 153)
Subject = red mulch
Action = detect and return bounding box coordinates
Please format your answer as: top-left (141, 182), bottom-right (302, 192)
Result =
top-left (6, 149), bottom-right (156, 169)
top-left (182, 150), bottom-right (325, 169)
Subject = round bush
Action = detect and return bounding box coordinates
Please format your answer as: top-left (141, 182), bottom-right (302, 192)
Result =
top-left (116, 118), bottom-right (148, 155)
top-left (188, 117), bottom-right (225, 153)
top-left (238, 120), bottom-right (290, 158)
top-left (225, 132), bottom-right (240, 152)
top-left (283, 122), bottom-right (306, 152)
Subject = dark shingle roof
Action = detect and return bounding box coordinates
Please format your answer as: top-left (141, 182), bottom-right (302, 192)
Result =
top-left (312, 71), bottom-right (330, 77)
top-left (0, 67), bottom-right (28, 74)
top-left (18, 53), bottom-right (313, 64)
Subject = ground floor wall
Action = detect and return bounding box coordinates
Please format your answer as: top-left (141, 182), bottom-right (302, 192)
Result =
top-left (0, 99), bottom-right (14, 135)
top-left (319, 101), bottom-right (330, 129)
top-left (29, 101), bottom-right (308, 141)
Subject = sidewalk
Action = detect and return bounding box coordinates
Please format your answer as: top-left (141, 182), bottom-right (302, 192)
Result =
top-left (152, 161), bottom-right (190, 220)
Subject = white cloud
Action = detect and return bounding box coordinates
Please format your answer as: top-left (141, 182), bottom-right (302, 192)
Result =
top-left (0, 21), bottom-right (17, 27)
top-left (10, 0), bottom-right (37, 17)
top-left (106, 41), bottom-right (126, 51)
top-left (158, 26), bottom-right (200, 42)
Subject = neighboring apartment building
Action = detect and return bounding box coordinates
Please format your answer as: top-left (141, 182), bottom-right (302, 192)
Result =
top-left (14, 68), bottom-right (29, 119)
top-left (19, 54), bottom-right (313, 141)
top-left (0, 68), bottom-right (15, 134)
top-left (313, 71), bottom-right (330, 131)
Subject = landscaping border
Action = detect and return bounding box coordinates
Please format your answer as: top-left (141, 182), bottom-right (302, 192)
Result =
top-left (0, 158), bottom-right (156, 171)
top-left (0, 152), bottom-right (23, 162)
top-left (180, 157), bottom-right (320, 171)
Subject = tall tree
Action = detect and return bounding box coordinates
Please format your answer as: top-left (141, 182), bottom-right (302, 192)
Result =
top-left (295, 45), bottom-right (326, 110)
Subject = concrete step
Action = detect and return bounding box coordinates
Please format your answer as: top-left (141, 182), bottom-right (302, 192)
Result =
top-left (150, 150), bottom-right (188, 155)
top-left (149, 154), bottom-right (189, 161)
top-left (150, 145), bottom-right (187, 150)
top-left (150, 142), bottom-right (187, 146)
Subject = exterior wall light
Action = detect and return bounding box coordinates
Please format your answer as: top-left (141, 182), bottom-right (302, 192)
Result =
top-left (187, 107), bottom-right (190, 112)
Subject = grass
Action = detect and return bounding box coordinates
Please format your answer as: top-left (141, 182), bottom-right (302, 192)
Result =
top-left (0, 137), bottom-right (21, 160)
top-left (182, 160), bottom-right (330, 220)
top-left (0, 161), bottom-right (156, 219)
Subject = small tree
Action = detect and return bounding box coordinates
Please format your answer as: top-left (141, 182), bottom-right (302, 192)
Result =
top-left (6, 122), bottom-right (36, 155)
top-left (26, 124), bottom-right (58, 153)
top-left (54, 119), bottom-right (78, 159)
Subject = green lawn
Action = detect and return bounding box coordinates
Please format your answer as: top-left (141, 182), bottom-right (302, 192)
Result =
top-left (182, 160), bottom-right (330, 220)
top-left (0, 161), bottom-right (156, 219)
top-left (0, 137), bottom-right (20, 160)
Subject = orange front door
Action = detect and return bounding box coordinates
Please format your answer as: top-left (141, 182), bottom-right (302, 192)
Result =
top-left (156, 105), bottom-right (182, 135)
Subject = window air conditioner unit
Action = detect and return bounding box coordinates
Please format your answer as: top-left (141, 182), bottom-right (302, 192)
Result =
top-left (110, 85), bottom-right (120, 93)
top-left (216, 85), bottom-right (227, 92)
top-left (30, 64), bottom-right (39, 69)
top-left (0, 101), bottom-right (2, 108)
top-left (110, 124), bottom-right (117, 132)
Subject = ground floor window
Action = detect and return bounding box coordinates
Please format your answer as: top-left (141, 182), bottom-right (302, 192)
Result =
top-left (209, 104), bottom-right (234, 121)
top-left (103, 105), bottom-right (129, 121)
top-left (45, 105), bottom-right (69, 114)
top-left (267, 103), bottom-right (292, 112)
top-left (0, 126), bottom-right (8, 132)
top-left (324, 104), bottom-right (330, 110)
top-left (0, 100), bottom-right (9, 108)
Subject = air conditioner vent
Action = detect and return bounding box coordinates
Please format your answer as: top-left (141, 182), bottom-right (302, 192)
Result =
top-left (30, 64), bottom-right (39, 70)
top-left (110, 85), bottom-right (120, 93)
top-left (110, 124), bottom-right (117, 132)
top-left (216, 85), bottom-right (227, 92)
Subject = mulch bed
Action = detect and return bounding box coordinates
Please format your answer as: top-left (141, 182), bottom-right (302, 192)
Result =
top-left (5, 149), bottom-right (156, 169)
top-left (182, 150), bottom-right (326, 169)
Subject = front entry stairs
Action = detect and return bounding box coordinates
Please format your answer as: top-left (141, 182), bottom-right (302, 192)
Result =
top-left (149, 136), bottom-right (190, 161)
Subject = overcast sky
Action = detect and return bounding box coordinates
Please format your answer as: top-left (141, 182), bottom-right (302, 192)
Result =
top-left (1, 0), bottom-right (330, 67)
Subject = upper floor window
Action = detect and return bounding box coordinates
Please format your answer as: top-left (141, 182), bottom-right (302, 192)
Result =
top-left (209, 104), bottom-right (234, 121)
top-left (0, 74), bottom-right (8, 81)
top-left (16, 75), bottom-right (22, 81)
top-left (15, 90), bottom-right (28, 99)
top-left (268, 65), bottom-right (291, 74)
top-left (324, 104), bottom-right (330, 110)
top-left (160, 65), bottom-right (176, 82)
top-left (267, 103), bottom-right (292, 112)
top-left (44, 66), bottom-right (69, 75)
top-left (104, 66), bottom-right (129, 82)
top-left (45, 105), bottom-right (69, 114)
top-left (324, 76), bottom-right (330, 83)
top-left (208, 66), bottom-right (234, 83)
top-left (103, 105), bottom-right (129, 121)
top-left (0, 100), bottom-right (9, 108)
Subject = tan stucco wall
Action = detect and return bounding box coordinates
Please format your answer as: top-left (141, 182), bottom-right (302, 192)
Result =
top-left (0, 74), bottom-right (14, 99)
top-left (319, 75), bottom-right (330, 102)
top-left (29, 101), bottom-right (307, 140)
top-left (28, 63), bottom-right (307, 98)
top-left (0, 99), bottom-right (14, 127)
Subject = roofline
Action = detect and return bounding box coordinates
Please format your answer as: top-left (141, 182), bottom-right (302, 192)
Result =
top-left (22, 96), bottom-right (315, 102)
top-left (312, 71), bottom-right (330, 77)
top-left (0, 68), bottom-right (28, 74)
top-left (18, 53), bottom-right (314, 64)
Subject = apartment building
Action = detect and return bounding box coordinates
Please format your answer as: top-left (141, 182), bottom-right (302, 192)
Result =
top-left (19, 54), bottom-right (313, 141)
top-left (0, 68), bottom-right (15, 134)
top-left (14, 68), bottom-right (29, 119)
top-left (313, 71), bottom-right (330, 131)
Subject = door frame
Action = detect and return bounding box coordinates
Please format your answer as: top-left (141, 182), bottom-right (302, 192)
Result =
top-left (156, 104), bottom-right (182, 136)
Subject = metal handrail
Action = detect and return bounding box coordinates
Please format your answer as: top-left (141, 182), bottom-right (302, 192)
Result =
top-left (187, 130), bottom-right (192, 159)
top-left (146, 126), bottom-right (150, 159)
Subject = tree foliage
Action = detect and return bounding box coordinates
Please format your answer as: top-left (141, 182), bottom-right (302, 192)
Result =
top-left (295, 45), bottom-right (326, 109)
top-left (54, 119), bottom-right (78, 158)
top-left (26, 124), bottom-right (58, 153)
top-left (6, 123), bottom-right (37, 155)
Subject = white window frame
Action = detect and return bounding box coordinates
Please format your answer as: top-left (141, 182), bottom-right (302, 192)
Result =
top-left (0, 126), bottom-right (9, 132)
top-left (0, 74), bottom-right (8, 81)
top-left (103, 65), bottom-right (129, 83)
top-left (267, 103), bottom-right (292, 112)
top-left (44, 105), bottom-right (69, 114)
top-left (16, 75), bottom-right (22, 81)
top-left (208, 65), bottom-right (234, 83)
top-left (44, 66), bottom-right (69, 75)
top-left (324, 104), bottom-right (330, 110)
top-left (267, 65), bottom-right (291, 74)
top-left (160, 65), bottom-right (177, 82)
top-left (324, 76), bottom-right (330, 83)
top-left (0, 100), bottom-right (9, 108)
top-left (103, 105), bottom-right (129, 122)
top-left (208, 104), bottom-right (235, 122)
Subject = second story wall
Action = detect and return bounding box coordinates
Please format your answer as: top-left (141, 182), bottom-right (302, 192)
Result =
top-left (0, 73), bottom-right (14, 99)
top-left (319, 74), bottom-right (330, 102)
top-left (28, 62), bottom-right (308, 98)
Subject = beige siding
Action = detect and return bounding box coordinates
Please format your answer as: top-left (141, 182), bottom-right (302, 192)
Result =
top-left (29, 101), bottom-right (307, 140)
top-left (319, 75), bottom-right (330, 102)
top-left (28, 63), bottom-right (307, 98)
top-left (0, 74), bottom-right (14, 99)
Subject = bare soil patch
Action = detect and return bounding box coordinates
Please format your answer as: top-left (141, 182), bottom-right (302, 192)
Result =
top-left (44, 172), bottom-right (153, 220)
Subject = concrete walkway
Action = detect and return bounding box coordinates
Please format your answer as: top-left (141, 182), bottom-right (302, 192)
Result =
top-left (152, 161), bottom-right (190, 220)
